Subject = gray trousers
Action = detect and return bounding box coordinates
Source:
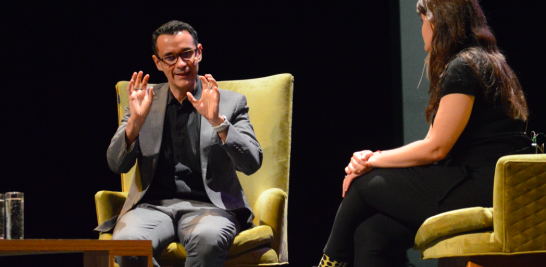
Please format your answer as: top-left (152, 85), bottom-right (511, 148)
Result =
top-left (112, 199), bottom-right (240, 267)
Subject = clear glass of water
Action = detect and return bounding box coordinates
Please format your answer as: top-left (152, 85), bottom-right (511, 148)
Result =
top-left (0, 193), bottom-right (4, 239)
top-left (5, 192), bottom-right (24, 240)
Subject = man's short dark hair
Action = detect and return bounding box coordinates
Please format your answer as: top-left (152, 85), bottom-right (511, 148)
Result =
top-left (152, 20), bottom-right (198, 55)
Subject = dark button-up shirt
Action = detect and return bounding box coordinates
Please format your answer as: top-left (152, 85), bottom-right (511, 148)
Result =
top-left (141, 84), bottom-right (210, 203)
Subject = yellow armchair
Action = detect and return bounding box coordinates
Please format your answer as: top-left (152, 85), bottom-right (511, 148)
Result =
top-left (415, 154), bottom-right (546, 267)
top-left (95, 73), bottom-right (293, 266)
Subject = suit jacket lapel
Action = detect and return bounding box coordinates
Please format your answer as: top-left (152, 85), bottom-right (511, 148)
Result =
top-left (151, 84), bottom-right (169, 156)
top-left (200, 115), bottom-right (213, 181)
top-left (196, 79), bottom-right (214, 181)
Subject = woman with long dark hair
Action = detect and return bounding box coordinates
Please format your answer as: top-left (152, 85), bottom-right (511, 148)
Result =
top-left (317, 0), bottom-right (530, 266)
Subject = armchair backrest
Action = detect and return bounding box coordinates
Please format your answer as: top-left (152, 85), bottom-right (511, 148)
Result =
top-left (493, 154), bottom-right (546, 252)
top-left (114, 75), bottom-right (293, 262)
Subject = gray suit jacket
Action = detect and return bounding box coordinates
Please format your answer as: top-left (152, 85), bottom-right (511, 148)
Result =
top-left (96, 80), bottom-right (263, 232)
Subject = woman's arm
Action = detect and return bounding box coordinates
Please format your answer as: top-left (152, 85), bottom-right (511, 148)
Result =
top-left (347, 93), bottom-right (475, 174)
top-left (368, 93), bottom-right (474, 168)
top-left (342, 93), bottom-right (474, 196)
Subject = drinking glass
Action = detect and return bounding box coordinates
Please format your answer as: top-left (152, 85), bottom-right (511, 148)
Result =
top-left (5, 192), bottom-right (24, 239)
top-left (0, 193), bottom-right (4, 239)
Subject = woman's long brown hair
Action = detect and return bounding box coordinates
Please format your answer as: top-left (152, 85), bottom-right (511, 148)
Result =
top-left (417, 0), bottom-right (528, 123)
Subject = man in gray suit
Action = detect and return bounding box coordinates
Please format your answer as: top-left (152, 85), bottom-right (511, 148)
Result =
top-left (96, 20), bottom-right (262, 267)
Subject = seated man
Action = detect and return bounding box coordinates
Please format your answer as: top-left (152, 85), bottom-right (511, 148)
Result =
top-left (95, 20), bottom-right (263, 267)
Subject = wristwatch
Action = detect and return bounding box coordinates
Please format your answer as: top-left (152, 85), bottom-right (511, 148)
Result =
top-left (212, 115), bottom-right (230, 132)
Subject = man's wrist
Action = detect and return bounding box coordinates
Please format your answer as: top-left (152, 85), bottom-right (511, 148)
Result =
top-left (126, 116), bottom-right (144, 143)
top-left (127, 115), bottom-right (146, 128)
top-left (212, 115), bottom-right (230, 132)
top-left (208, 115), bottom-right (225, 127)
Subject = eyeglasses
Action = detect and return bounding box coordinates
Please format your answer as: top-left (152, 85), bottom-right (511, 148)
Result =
top-left (157, 48), bottom-right (198, 66)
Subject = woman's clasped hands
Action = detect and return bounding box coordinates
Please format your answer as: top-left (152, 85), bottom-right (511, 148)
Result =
top-left (342, 150), bottom-right (374, 197)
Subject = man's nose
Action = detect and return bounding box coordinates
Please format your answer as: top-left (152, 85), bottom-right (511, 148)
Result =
top-left (176, 56), bottom-right (188, 67)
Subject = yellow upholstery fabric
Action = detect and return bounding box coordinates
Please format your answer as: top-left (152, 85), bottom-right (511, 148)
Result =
top-left (493, 154), bottom-right (546, 252)
top-left (415, 207), bottom-right (493, 249)
top-left (216, 75), bottom-right (293, 262)
top-left (225, 247), bottom-right (279, 266)
top-left (417, 154), bottom-right (546, 259)
top-left (421, 232), bottom-right (501, 259)
top-left (253, 188), bottom-right (287, 257)
top-left (94, 191), bottom-right (128, 227)
top-left (99, 233), bottom-right (113, 240)
top-left (229, 225), bottom-right (274, 256)
top-left (95, 74), bottom-right (293, 266)
top-left (159, 243), bottom-right (187, 261)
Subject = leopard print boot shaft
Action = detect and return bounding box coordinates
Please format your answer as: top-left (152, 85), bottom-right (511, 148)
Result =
top-left (318, 254), bottom-right (348, 267)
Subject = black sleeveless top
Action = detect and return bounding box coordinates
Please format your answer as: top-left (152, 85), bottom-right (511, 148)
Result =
top-left (409, 56), bottom-right (532, 203)
top-left (436, 57), bottom-right (530, 171)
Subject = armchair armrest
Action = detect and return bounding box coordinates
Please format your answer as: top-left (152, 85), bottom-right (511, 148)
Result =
top-left (253, 188), bottom-right (287, 259)
top-left (95, 190), bottom-right (128, 226)
top-left (415, 207), bottom-right (493, 249)
top-left (493, 154), bottom-right (546, 252)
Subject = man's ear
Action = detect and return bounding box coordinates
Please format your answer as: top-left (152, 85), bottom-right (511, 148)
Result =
top-left (195, 44), bottom-right (203, 62)
top-left (152, 55), bottom-right (163, 71)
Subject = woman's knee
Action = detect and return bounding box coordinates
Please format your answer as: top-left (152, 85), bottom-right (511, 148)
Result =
top-left (345, 171), bottom-right (387, 199)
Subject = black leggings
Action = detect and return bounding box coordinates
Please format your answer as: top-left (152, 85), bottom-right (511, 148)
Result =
top-left (323, 168), bottom-right (492, 267)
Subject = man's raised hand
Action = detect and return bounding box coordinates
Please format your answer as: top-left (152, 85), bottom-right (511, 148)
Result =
top-left (188, 74), bottom-right (223, 126)
top-left (125, 71), bottom-right (155, 145)
top-left (128, 71), bottom-right (155, 119)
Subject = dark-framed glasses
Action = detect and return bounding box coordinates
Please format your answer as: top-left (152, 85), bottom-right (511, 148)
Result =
top-left (158, 48), bottom-right (198, 66)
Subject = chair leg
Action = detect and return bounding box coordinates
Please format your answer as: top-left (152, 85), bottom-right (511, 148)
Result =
top-left (438, 254), bottom-right (546, 267)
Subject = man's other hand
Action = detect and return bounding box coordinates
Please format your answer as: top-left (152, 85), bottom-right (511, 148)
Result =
top-left (188, 74), bottom-right (223, 126)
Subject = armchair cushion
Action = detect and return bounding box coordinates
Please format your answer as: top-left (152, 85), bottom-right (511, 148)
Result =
top-left (229, 225), bottom-right (274, 256)
top-left (99, 233), bottom-right (113, 240)
top-left (225, 247), bottom-right (279, 266)
top-left (415, 207), bottom-right (493, 249)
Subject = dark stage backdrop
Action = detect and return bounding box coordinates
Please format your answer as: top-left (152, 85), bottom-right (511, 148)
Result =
top-left (1, 1), bottom-right (544, 266)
